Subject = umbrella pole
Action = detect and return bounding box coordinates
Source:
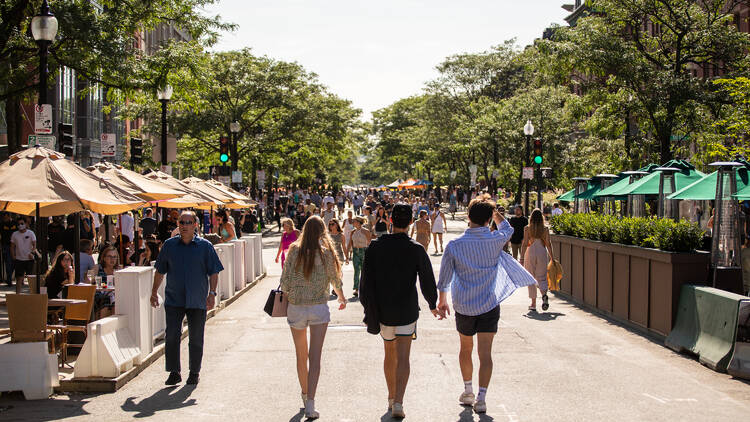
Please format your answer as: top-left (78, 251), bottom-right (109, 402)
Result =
top-left (35, 203), bottom-right (41, 293)
top-left (74, 212), bottom-right (81, 284)
top-left (104, 215), bottom-right (110, 245)
top-left (119, 216), bottom-right (124, 267)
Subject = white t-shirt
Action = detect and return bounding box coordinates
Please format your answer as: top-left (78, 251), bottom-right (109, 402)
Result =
top-left (552, 208), bottom-right (563, 216)
top-left (323, 196), bottom-right (335, 208)
top-left (11, 229), bottom-right (36, 261)
top-left (120, 213), bottom-right (135, 242)
top-left (91, 212), bottom-right (101, 229)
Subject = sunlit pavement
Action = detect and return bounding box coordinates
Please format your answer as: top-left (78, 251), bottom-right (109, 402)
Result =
top-left (2, 214), bottom-right (749, 421)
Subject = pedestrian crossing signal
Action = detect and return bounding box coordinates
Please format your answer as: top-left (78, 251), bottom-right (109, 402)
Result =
top-left (219, 136), bottom-right (229, 163)
top-left (533, 138), bottom-right (543, 165)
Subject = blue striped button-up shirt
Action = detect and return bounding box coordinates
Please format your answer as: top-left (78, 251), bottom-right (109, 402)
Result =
top-left (437, 220), bottom-right (537, 316)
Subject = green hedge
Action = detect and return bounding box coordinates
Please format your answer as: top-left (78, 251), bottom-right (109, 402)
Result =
top-left (549, 213), bottom-right (705, 252)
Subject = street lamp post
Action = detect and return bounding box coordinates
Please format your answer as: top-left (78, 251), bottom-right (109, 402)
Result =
top-left (31, 0), bottom-right (58, 106)
top-left (230, 121), bottom-right (240, 189)
top-left (523, 119), bottom-right (534, 216)
top-left (156, 85), bottom-right (173, 166)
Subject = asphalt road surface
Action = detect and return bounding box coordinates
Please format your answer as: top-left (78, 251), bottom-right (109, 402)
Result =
top-left (2, 215), bottom-right (749, 421)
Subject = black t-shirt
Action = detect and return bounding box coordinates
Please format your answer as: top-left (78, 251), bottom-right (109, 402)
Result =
top-left (509, 216), bottom-right (528, 244)
top-left (140, 217), bottom-right (157, 238)
top-left (62, 227), bottom-right (76, 253)
top-left (157, 220), bottom-right (177, 242)
top-left (1, 221), bottom-right (17, 246)
top-left (47, 222), bottom-right (65, 252)
top-left (241, 214), bottom-right (257, 234)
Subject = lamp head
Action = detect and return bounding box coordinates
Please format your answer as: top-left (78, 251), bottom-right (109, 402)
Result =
top-left (31, 0), bottom-right (58, 42)
top-left (156, 85), bottom-right (173, 101)
top-left (523, 119), bottom-right (534, 136)
top-left (230, 121), bottom-right (240, 133)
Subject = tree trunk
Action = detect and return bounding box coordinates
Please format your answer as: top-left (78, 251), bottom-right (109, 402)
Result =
top-left (514, 164), bottom-right (524, 205)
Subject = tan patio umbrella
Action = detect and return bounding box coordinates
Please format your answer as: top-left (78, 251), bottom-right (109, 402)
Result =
top-left (181, 176), bottom-right (240, 208)
top-left (205, 180), bottom-right (256, 207)
top-left (87, 162), bottom-right (185, 202)
top-left (143, 170), bottom-right (220, 209)
top-left (0, 147), bottom-right (146, 283)
top-left (0, 147), bottom-right (145, 217)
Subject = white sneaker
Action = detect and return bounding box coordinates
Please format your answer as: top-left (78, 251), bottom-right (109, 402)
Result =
top-left (459, 392), bottom-right (475, 405)
top-left (304, 399), bottom-right (319, 419)
top-left (391, 402), bottom-right (405, 418)
top-left (473, 400), bottom-right (487, 413)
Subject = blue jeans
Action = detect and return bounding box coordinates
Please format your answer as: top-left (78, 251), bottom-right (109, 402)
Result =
top-left (164, 306), bottom-right (207, 374)
top-left (1, 244), bottom-right (13, 284)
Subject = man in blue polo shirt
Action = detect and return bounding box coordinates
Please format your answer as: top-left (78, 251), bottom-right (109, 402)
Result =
top-left (151, 210), bottom-right (224, 386)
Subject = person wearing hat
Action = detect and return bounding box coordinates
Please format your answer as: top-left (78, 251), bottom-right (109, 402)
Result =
top-left (359, 203), bottom-right (439, 419)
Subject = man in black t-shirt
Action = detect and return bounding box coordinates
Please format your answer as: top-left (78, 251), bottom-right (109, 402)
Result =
top-left (47, 216), bottom-right (65, 258)
top-left (157, 210), bottom-right (179, 242)
top-left (508, 206), bottom-right (528, 261)
top-left (140, 208), bottom-right (158, 239)
top-left (1, 212), bottom-right (18, 285)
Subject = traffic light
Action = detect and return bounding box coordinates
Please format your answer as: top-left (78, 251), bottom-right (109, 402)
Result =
top-left (58, 123), bottom-right (74, 157)
top-left (219, 136), bottom-right (229, 163)
top-left (130, 137), bottom-right (143, 165)
top-left (533, 138), bottom-right (543, 165)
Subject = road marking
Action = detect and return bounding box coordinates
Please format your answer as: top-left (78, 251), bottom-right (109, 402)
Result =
top-left (328, 325), bottom-right (366, 332)
top-left (496, 404), bottom-right (520, 422)
top-left (643, 393), bottom-right (668, 404)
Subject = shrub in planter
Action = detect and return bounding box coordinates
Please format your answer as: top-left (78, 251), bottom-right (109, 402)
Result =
top-left (550, 213), bottom-right (704, 253)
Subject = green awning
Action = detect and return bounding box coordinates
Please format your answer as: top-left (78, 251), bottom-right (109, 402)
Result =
top-left (670, 168), bottom-right (750, 200)
top-left (557, 189), bottom-right (575, 202)
top-left (617, 160), bottom-right (705, 196)
top-left (734, 183), bottom-right (750, 200)
top-left (593, 176), bottom-right (631, 198)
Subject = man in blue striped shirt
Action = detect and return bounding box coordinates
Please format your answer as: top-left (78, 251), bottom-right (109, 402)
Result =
top-left (437, 196), bottom-right (536, 414)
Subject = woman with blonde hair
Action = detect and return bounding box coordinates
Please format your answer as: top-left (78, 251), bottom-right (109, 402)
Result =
top-left (275, 218), bottom-right (300, 268)
top-left (520, 209), bottom-right (554, 311)
top-left (280, 215), bottom-right (347, 419)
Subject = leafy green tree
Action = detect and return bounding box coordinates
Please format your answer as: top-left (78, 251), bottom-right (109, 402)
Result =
top-left (1, 0), bottom-right (233, 152)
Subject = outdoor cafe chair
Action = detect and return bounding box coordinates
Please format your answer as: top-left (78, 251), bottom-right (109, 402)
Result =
top-left (6, 293), bottom-right (56, 354)
top-left (57, 285), bottom-right (96, 366)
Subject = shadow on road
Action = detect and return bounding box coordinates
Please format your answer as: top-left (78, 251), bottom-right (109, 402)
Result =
top-left (288, 408), bottom-right (304, 422)
top-left (523, 311), bottom-right (566, 321)
top-left (121, 385), bottom-right (196, 418)
top-left (456, 405), bottom-right (495, 421)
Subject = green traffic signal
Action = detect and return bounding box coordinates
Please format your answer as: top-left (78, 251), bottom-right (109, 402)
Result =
top-left (220, 153), bottom-right (229, 163)
top-left (534, 156), bottom-right (543, 164)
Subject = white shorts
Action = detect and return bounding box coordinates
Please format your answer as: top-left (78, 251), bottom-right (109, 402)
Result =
top-left (380, 322), bottom-right (417, 341)
top-left (287, 303), bottom-right (330, 330)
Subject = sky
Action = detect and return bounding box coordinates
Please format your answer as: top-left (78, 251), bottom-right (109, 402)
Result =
top-left (204, 1), bottom-right (570, 119)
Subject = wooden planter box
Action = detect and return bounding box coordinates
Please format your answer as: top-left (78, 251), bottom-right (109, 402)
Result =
top-left (551, 234), bottom-right (710, 337)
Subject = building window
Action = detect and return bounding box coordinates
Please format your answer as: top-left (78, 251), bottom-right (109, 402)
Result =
top-left (58, 66), bottom-right (75, 125)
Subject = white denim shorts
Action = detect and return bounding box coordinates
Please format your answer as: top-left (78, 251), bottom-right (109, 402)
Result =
top-left (287, 303), bottom-right (330, 330)
top-left (380, 322), bottom-right (417, 341)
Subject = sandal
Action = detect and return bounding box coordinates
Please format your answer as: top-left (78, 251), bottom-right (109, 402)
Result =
top-left (528, 305), bottom-right (537, 312)
top-left (542, 294), bottom-right (549, 311)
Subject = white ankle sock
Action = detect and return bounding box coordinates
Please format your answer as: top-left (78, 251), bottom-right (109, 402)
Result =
top-left (463, 380), bottom-right (473, 395)
top-left (477, 387), bottom-right (487, 402)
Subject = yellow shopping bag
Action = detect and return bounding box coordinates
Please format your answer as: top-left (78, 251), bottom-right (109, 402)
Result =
top-left (547, 259), bottom-right (563, 292)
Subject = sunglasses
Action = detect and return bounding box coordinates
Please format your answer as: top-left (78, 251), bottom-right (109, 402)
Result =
top-left (179, 220), bottom-right (195, 225)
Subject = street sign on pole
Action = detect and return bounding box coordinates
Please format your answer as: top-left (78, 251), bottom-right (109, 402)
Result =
top-left (232, 170), bottom-right (242, 184)
top-left (28, 134), bottom-right (55, 149)
top-left (523, 166), bottom-right (534, 180)
top-left (257, 170), bottom-right (266, 190)
top-left (34, 104), bottom-right (52, 134)
top-left (101, 133), bottom-right (116, 157)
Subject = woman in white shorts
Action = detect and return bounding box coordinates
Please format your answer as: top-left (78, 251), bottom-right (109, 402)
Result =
top-left (280, 215), bottom-right (347, 419)
top-left (430, 205), bottom-right (445, 254)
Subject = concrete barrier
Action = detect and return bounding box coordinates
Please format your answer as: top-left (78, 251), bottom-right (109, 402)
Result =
top-left (230, 239), bottom-right (246, 290)
top-left (114, 266), bottom-right (154, 364)
top-left (241, 235), bottom-right (256, 284)
top-left (665, 285), bottom-right (747, 372)
top-left (249, 233), bottom-right (264, 276)
top-left (74, 315), bottom-right (139, 378)
top-left (0, 342), bottom-right (58, 399)
top-left (214, 243), bottom-right (235, 299)
top-left (728, 299), bottom-right (750, 379)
